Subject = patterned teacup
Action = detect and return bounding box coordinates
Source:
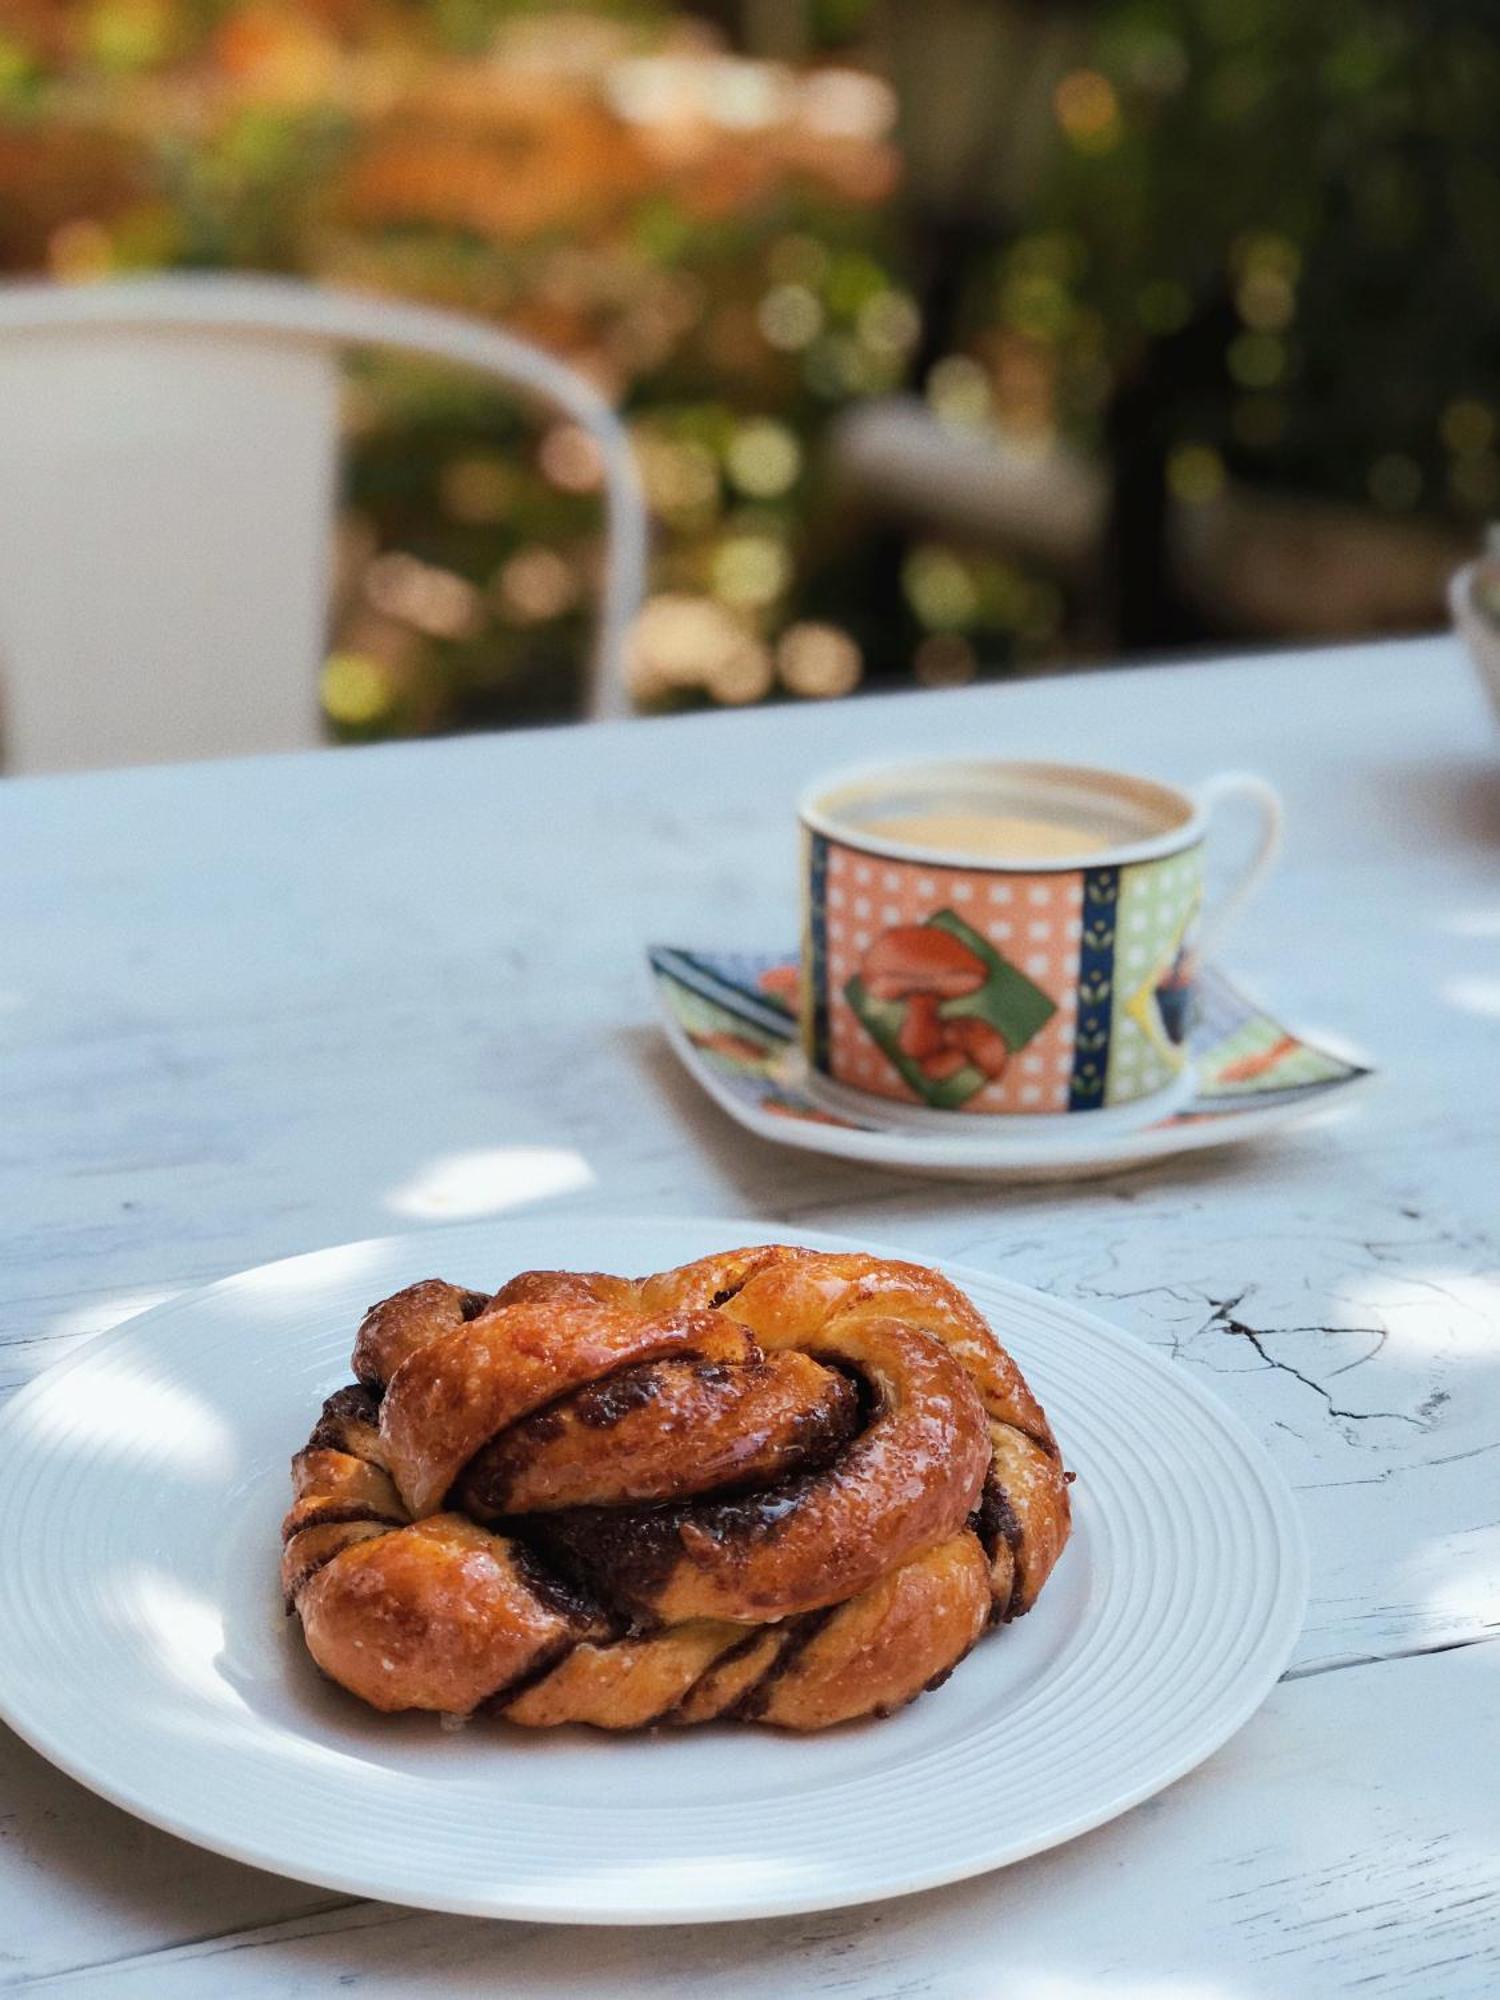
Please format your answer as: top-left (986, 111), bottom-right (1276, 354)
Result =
top-left (799, 759), bottom-right (1281, 1122)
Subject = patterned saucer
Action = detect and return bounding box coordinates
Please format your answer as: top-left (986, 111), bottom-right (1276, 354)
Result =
top-left (650, 946), bottom-right (1374, 1183)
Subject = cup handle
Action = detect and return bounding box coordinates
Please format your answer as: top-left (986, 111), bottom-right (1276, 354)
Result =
top-left (1192, 771), bottom-right (1283, 959)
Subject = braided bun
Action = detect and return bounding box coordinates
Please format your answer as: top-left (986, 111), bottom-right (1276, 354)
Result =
top-left (283, 1245), bottom-right (1071, 1731)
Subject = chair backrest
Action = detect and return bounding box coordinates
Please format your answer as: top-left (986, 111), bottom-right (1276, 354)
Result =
top-left (0, 276), bottom-right (648, 773)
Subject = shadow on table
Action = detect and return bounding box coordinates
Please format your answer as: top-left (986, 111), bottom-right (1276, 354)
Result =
top-left (619, 1020), bottom-right (1348, 1226)
top-left (1361, 752), bottom-right (1500, 854)
top-left (617, 1023), bottom-right (919, 1220)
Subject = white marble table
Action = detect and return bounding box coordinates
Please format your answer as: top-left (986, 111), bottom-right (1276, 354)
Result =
top-left (2, 634), bottom-right (1498, 1996)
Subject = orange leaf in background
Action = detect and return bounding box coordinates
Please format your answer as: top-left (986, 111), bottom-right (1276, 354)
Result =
top-left (0, 126), bottom-right (146, 269)
top-left (341, 126), bottom-right (628, 241)
top-left (212, 5), bottom-right (337, 99)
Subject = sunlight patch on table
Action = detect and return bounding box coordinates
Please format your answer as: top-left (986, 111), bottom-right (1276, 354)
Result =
top-left (1335, 1268), bottom-right (1500, 1359)
top-left (1436, 906), bottom-right (1500, 938)
top-left (387, 1145), bottom-right (595, 1220)
top-left (46, 1287), bottom-right (181, 1341)
top-left (1421, 1539), bottom-right (1500, 1632)
top-left (1440, 974), bottom-right (1500, 1017)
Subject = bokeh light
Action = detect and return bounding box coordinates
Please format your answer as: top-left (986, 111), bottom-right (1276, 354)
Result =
top-left (495, 547), bottom-right (579, 624)
top-left (798, 68), bottom-right (897, 144)
top-left (365, 552), bottom-right (482, 640)
top-left (1053, 70), bottom-right (1122, 153)
top-left (927, 356), bottom-right (992, 432)
top-left (539, 424), bottom-right (605, 494)
top-left (629, 594), bottom-right (772, 707)
top-left (857, 289), bottom-right (921, 362)
top-left (757, 283), bottom-right (823, 352)
top-left (1236, 269), bottom-right (1295, 331)
top-left (321, 652), bottom-right (393, 728)
top-left (777, 623), bottom-right (862, 698)
top-left (725, 420), bottom-right (801, 500)
top-left (48, 218), bottom-right (113, 281)
top-left (712, 533), bottom-right (792, 610)
top-left (1167, 444), bottom-right (1227, 506)
top-left (1442, 401), bottom-right (1494, 455)
top-left (904, 546), bottom-right (980, 630)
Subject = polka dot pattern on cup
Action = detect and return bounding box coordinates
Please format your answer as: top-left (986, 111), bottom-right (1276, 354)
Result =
top-left (1106, 849), bottom-right (1202, 1105)
top-left (822, 842), bottom-right (1085, 1113)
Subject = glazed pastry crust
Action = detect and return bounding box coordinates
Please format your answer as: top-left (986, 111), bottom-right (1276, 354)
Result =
top-left (282, 1245), bottom-right (1072, 1730)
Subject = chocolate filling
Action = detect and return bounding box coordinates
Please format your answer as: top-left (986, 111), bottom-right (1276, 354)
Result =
top-left (662, 1625), bottom-right (770, 1723)
top-left (815, 1354), bottom-right (882, 1429)
top-left (534, 1467), bottom-right (828, 1628)
top-left (458, 1354), bottom-right (862, 1521)
top-left (307, 1383), bottom-right (382, 1452)
top-left (969, 1472), bottom-right (1023, 1560)
top-left (529, 1506), bottom-right (685, 1628)
top-left (509, 1355), bottom-right (873, 1624)
top-left (476, 1635), bottom-right (580, 1717)
top-left (730, 1608), bottom-right (834, 1720)
top-left (572, 1362), bottom-right (687, 1428)
top-left (508, 1535), bottom-right (613, 1628)
top-left (280, 1499), bottom-right (404, 1542)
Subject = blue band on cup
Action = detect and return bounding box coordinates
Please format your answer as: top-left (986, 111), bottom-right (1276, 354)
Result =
top-left (1068, 865), bottom-right (1120, 1110)
top-left (807, 831), bottom-right (832, 1072)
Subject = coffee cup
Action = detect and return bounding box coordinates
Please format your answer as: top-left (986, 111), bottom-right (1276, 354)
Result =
top-left (798, 759), bottom-right (1281, 1123)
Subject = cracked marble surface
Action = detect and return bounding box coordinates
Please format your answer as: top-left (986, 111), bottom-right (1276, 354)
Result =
top-left (1, 635), bottom-right (1497, 1994)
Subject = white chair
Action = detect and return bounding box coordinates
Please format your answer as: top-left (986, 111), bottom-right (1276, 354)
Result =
top-left (0, 276), bottom-right (649, 773)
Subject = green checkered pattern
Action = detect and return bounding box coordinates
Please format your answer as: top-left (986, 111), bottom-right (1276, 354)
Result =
top-left (1105, 849), bottom-right (1201, 1107)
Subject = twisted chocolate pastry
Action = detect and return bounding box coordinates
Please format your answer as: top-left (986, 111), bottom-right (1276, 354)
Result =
top-left (282, 1245), bottom-right (1071, 1731)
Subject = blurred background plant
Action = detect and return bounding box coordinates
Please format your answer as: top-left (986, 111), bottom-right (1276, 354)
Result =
top-left (1, 0), bottom-right (1493, 734)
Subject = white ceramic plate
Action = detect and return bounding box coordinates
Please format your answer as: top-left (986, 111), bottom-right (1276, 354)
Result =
top-left (0, 1216), bottom-right (1307, 1925)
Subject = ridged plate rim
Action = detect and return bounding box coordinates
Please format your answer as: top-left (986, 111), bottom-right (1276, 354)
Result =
top-left (0, 1215), bottom-right (1308, 1924)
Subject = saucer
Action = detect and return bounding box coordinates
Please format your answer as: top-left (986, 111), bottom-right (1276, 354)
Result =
top-left (649, 945), bottom-right (1374, 1182)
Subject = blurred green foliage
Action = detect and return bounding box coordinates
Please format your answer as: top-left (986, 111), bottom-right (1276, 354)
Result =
top-left (1003, 0), bottom-right (1500, 520)
top-left (1, 0), bottom-right (1493, 735)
